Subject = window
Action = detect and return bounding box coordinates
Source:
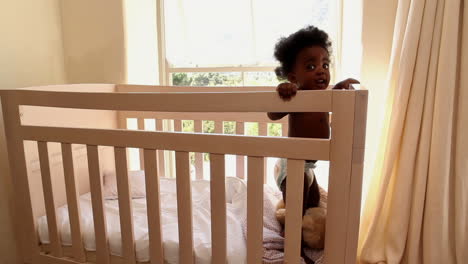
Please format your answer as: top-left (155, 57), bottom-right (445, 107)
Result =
top-left (162, 0), bottom-right (340, 86)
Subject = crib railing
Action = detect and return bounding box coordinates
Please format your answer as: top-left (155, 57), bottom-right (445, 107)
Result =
top-left (116, 85), bottom-right (289, 181)
top-left (117, 112), bottom-right (287, 181)
top-left (1, 86), bottom-right (367, 264)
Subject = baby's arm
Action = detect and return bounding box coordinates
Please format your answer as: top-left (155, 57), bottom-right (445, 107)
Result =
top-left (267, 112), bottom-right (288, 120)
top-left (333, 78), bottom-right (360, 90)
top-left (267, 82), bottom-right (298, 120)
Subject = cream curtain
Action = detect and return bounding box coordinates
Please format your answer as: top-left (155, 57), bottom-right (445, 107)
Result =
top-left (358, 0), bottom-right (468, 263)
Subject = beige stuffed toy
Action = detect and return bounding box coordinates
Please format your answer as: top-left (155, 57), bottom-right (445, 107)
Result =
top-left (276, 200), bottom-right (326, 249)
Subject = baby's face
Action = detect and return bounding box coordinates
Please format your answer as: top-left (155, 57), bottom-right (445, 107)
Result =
top-left (290, 46), bottom-right (331, 90)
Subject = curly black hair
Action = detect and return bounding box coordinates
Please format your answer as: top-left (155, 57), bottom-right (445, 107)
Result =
top-left (274, 25), bottom-right (332, 80)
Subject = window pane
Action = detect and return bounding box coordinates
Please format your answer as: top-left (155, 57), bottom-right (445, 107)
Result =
top-left (252, 0), bottom-right (334, 65)
top-left (171, 72), bottom-right (242, 86)
top-left (165, 0), bottom-right (253, 67)
top-left (164, 0), bottom-right (335, 68)
top-left (268, 123), bottom-right (282, 137)
top-left (244, 72), bottom-right (279, 86)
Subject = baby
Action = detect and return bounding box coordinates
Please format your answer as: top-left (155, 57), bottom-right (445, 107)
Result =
top-left (268, 25), bottom-right (359, 217)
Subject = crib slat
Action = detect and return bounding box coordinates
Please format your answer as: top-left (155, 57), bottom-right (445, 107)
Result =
top-left (176, 151), bottom-right (194, 264)
top-left (143, 149), bottom-right (164, 264)
top-left (174, 119), bottom-right (182, 132)
top-left (214, 121), bottom-right (223, 134)
top-left (258, 123), bottom-right (268, 184)
top-left (194, 120), bottom-right (204, 179)
top-left (38, 141), bottom-right (63, 257)
top-left (281, 123), bottom-right (288, 137)
top-left (61, 143), bottom-right (86, 262)
top-left (156, 119), bottom-right (165, 177)
top-left (114, 147), bottom-right (136, 264)
top-left (210, 154), bottom-right (227, 263)
top-left (86, 145), bottom-right (110, 264)
top-left (235, 122), bottom-right (245, 179)
top-left (138, 118), bottom-right (145, 170)
top-left (258, 122), bottom-right (267, 136)
top-left (284, 159), bottom-right (305, 264)
top-left (247, 156), bottom-right (264, 264)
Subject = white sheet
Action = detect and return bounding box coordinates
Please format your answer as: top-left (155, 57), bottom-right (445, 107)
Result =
top-left (38, 177), bottom-right (248, 263)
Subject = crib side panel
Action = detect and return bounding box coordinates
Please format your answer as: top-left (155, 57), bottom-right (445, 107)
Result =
top-left (21, 104), bottom-right (118, 219)
top-left (1, 87), bottom-right (368, 264)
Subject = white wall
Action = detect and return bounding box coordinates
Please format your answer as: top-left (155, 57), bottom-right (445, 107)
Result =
top-left (0, 0), bottom-right (66, 263)
top-left (60, 0), bottom-right (127, 84)
top-left (0, 1), bottom-right (127, 263)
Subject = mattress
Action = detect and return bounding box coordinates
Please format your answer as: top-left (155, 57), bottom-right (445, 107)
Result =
top-left (38, 177), bottom-right (248, 263)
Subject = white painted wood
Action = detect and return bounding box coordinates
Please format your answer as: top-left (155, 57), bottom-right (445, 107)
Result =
top-left (284, 159), bottom-right (304, 264)
top-left (21, 126), bottom-right (330, 161)
top-left (282, 123), bottom-right (288, 137)
top-left (210, 154), bottom-right (227, 263)
top-left (39, 253), bottom-right (83, 264)
top-left (247, 157), bottom-right (263, 264)
top-left (214, 121), bottom-right (223, 134)
top-left (39, 245), bottom-right (175, 264)
top-left (258, 123), bottom-right (268, 183)
top-left (143, 149), bottom-right (164, 264)
top-left (175, 151), bottom-right (194, 264)
top-left (114, 147), bottom-right (136, 264)
top-left (235, 122), bottom-right (245, 179)
top-left (137, 118), bottom-right (145, 170)
top-left (118, 111), bottom-right (287, 124)
top-left (324, 90), bottom-right (356, 264)
top-left (345, 90), bottom-right (368, 264)
top-left (61, 143), bottom-right (86, 262)
top-left (0, 87), bottom-right (368, 264)
top-left (194, 120), bottom-right (204, 179)
top-left (156, 119), bottom-right (165, 177)
top-left (1, 97), bottom-right (39, 263)
top-left (38, 141), bottom-right (62, 257)
top-left (115, 84), bottom-right (275, 93)
top-left (174, 119), bottom-right (182, 132)
top-left (156, 0), bottom-right (167, 85)
top-left (86, 145), bottom-right (110, 264)
top-left (3, 89), bottom-right (333, 113)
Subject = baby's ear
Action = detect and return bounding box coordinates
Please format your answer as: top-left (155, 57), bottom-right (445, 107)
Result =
top-left (287, 73), bottom-right (297, 83)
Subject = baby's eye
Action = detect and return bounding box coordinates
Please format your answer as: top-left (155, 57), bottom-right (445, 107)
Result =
top-left (323, 63), bottom-right (330, 69)
top-left (306, 64), bottom-right (316, 70)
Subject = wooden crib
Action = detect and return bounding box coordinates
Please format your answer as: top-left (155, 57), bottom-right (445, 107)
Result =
top-left (0, 84), bottom-right (367, 264)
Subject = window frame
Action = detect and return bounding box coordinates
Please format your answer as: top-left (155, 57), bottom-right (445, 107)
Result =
top-left (156, 0), bottom-right (344, 86)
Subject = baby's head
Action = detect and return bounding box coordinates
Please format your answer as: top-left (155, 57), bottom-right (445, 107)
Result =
top-left (274, 26), bottom-right (332, 90)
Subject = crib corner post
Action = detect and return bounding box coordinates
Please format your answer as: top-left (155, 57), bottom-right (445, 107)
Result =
top-left (344, 90), bottom-right (368, 264)
top-left (1, 94), bottom-right (40, 263)
top-left (324, 90), bottom-right (357, 264)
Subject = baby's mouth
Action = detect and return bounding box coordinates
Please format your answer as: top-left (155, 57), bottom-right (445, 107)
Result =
top-left (315, 78), bottom-right (328, 88)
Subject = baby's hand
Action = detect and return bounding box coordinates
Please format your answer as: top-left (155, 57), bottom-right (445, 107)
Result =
top-left (333, 78), bottom-right (360, 90)
top-left (276, 82), bottom-right (298, 101)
